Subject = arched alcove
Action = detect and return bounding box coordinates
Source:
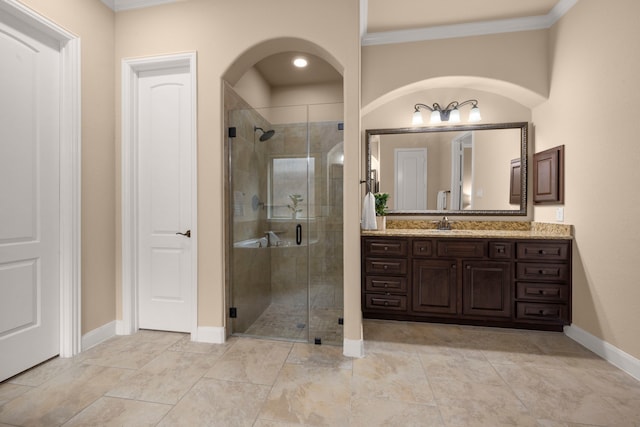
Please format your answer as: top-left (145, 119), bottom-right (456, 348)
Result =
top-left (223, 38), bottom-right (345, 346)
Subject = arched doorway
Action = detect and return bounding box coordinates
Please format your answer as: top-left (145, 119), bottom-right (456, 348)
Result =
top-left (223, 42), bottom-right (344, 345)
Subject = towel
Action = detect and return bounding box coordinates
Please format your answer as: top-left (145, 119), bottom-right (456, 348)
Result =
top-left (437, 190), bottom-right (448, 210)
top-left (361, 192), bottom-right (377, 230)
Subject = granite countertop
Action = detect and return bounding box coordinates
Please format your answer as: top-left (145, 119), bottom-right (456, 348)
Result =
top-left (361, 221), bottom-right (573, 240)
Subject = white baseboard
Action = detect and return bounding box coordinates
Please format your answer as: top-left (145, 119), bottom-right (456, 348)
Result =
top-left (115, 320), bottom-right (129, 335)
top-left (564, 324), bottom-right (640, 381)
top-left (81, 321), bottom-right (117, 351)
top-left (343, 338), bottom-right (364, 358)
top-left (194, 326), bottom-right (226, 344)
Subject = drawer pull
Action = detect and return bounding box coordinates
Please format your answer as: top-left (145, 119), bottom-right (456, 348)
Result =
top-left (525, 307), bottom-right (560, 317)
top-left (370, 297), bottom-right (400, 308)
top-left (536, 288), bottom-right (560, 296)
top-left (498, 247), bottom-right (505, 253)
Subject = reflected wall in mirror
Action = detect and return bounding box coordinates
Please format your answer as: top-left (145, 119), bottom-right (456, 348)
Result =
top-left (366, 122), bottom-right (528, 216)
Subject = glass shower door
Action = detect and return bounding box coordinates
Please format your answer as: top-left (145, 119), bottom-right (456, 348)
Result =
top-left (228, 104), bottom-right (311, 342)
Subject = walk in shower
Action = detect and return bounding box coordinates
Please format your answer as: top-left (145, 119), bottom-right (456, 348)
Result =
top-left (225, 85), bottom-right (344, 345)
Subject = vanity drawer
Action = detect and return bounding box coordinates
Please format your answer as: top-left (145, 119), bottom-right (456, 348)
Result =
top-left (412, 240), bottom-right (433, 257)
top-left (364, 239), bottom-right (408, 256)
top-left (489, 241), bottom-right (513, 259)
top-left (365, 276), bottom-right (407, 293)
top-left (516, 302), bottom-right (568, 323)
top-left (365, 258), bottom-right (408, 275)
top-left (436, 240), bottom-right (486, 258)
top-left (517, 242), bottom-right (569, 261)
top-left (517, 262), bottom-right (569, 282)
top-left (516, 282), bottom-right (568, 302)
top-left (364, 293), bottom-right (407, 312)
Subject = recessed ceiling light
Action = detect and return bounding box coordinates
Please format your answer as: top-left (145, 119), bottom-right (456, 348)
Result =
top-left (293, 57), bottom-right (308, 68)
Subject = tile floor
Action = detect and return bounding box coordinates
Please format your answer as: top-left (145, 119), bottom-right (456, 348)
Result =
top-left (1, 320), bottom-right (639, 426)
top-left (243, 302), bottom-right (344, 345)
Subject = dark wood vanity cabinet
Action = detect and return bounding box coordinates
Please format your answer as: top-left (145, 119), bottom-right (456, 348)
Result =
top-left (514, 241), bottom-right (571, 326)
top-left (362, 236), bottom-right (571, 331)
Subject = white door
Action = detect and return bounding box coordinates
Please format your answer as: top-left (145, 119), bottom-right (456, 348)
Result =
top-left (450, 132), bottom-right (473, 210)
top-left (395, 148), bottom-right (427, 210)
top-left (137, 67), bottom-right (194, 333)
top-left (0, 12), bottom-right (61, 381)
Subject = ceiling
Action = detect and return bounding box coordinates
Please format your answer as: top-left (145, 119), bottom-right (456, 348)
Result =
top-left (104, 0), bottom-right (572, 87)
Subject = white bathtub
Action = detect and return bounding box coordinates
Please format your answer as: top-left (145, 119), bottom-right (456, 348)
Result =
top-left (233, 237), bottom-right (268, 248)
top-left (233, 237), bottom-right (318, 248)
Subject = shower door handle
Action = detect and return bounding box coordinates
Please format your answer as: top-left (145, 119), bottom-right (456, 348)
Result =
top-left (296, 224), bottom-right (302, 245)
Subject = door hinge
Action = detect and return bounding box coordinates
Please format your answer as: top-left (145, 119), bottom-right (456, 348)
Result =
top-left (229, 307), bottom-right (237, 318)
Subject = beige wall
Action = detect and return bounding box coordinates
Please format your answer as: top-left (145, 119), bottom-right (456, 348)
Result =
top-left (113, 0), bottom-right (362, 340)
top-left (533, 0), bottom-right (640, 359)
top-left (362, 30), bottom-right (549, 109)
top-left (19, 0), bottom-right (116, 335)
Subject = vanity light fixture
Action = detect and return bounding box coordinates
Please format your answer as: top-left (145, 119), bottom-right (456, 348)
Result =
top-left (293, 57), bottom-right (308, 68)
top-left (412, 100), bottom-right (481, 125)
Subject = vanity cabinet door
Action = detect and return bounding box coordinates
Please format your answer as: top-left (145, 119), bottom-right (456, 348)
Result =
top-left (412, 259), bottom-right (457, 314)
top-left (462, 261), bottom-right (511, 318)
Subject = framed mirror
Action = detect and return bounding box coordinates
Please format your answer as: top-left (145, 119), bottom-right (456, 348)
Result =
top-left (366, 122), bottom-right (528, 216)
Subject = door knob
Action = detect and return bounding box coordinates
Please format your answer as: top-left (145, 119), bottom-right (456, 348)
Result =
top-left (176, 230), bottom-right (191, 238)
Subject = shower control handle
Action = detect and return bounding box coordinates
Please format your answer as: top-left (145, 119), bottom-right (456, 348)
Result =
top-left (296, 224), bottom-right (302, 245)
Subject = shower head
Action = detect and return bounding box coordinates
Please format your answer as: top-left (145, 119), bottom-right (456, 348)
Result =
top-left (254, 126), bottom-right (275, 142)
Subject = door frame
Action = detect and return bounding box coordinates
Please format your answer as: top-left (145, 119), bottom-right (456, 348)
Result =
top-left (0, 0), bottom-right (82, 357)
top-left (121, 52), bottom-right (198, 337)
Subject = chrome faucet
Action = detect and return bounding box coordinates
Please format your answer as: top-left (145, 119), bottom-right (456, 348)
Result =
top-left (264, 231), bottom-right (281, 247)
top-left (436, 216), bottom-right (452, 230)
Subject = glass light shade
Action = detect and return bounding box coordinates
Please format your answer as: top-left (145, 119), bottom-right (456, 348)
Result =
top-left (468, 105), bottom-right (482, 122)
top-left (412, 110), bottom-right (423, 125)
top-left (449, 108), bottom-right (461, 123)
top-left (430, 110), bottom-right (441, 123)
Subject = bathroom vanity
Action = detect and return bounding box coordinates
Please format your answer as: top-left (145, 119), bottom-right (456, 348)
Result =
top-left (361, 224), bottom-right (572, 331)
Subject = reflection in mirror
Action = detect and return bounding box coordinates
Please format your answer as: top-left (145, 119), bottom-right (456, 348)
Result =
top-left (366, 122), bottom-right (528, 216)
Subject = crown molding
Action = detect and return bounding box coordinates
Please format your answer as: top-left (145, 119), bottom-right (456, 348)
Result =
top-left (362, 0), bottom-right (579, 46)
top-left (100, 0), bottom-right (177, 12)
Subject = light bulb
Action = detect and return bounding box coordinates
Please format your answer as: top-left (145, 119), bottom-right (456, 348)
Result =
top-left (469, 105), bottom-right (481, 122)
top-left (293, 57), bottom-right (308, 68)
top-left (412, 110), bottom-right (423, 125)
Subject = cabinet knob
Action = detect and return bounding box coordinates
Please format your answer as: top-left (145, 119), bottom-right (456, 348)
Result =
top-left (383, 264), bottom-right (388, 270)
top-left (452, 264), bottom-right (456, 269)
top-left (466, 265), bottom-right (471, 270)
top-left (384, 301), bottom-right (389, 306)
top-left (385, 292), bottom-right (390, 296)
top-left (539, 250), bottom-right (546, 255)
top-left (420, 247), bottom-right (425, 251)
top-left (384, 246), bottom-right (389, 251)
